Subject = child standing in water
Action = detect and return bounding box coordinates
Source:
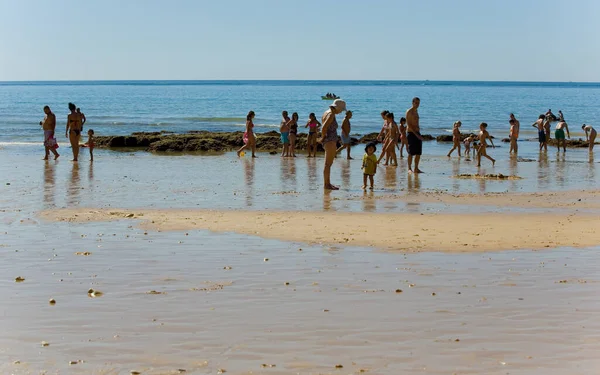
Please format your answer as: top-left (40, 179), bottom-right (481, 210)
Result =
top-left (477, 122), bottom-right (495, 167)
top-left (398, 117), bottom-right (407, 158)
top-left (336, 110), bottom-right (353, 159)
top-left (305, 113), bottom-right (321, 157)
top-left (85, 129), bottom-right (95, 161)
top-left (362, 142), bottom-right (378, 190)
top-left (463, 136), bottom-right (473, 159)
top-left (447, 121), bottom-right (462, 157)
top-left (280, 111), bottom-right (290, 157)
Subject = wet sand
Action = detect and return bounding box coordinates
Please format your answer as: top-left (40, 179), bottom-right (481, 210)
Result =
top-left (2, 144), bottom-right (600, 374)
top-left (40, 192), bottom-right (600, 251)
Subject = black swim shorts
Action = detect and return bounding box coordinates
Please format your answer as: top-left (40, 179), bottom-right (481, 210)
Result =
top-left (407, 132), bottom-right (423, 156)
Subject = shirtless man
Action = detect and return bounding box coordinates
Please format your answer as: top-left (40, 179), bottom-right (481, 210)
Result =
top-left (40, 106), bottom-right (59, 160)
top-left (509, 113), bottom-right (520, 154)
top-left (406, 97), bottom-right (424, 173)
top-left (532, 115), bottom-right (547, 151)
top-left (77, 108), bottom-right (86, 129)
top-left (554, 121), bottom-right (570, 152)
top-left (477, 122), bottom-right (495, 167)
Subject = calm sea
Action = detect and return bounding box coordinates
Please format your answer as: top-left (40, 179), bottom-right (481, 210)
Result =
top-left (1, 80), bottom-right (599, 145)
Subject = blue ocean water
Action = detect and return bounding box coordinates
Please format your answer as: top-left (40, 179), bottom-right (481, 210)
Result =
top-left (1, 80), bottom-right (599, 145)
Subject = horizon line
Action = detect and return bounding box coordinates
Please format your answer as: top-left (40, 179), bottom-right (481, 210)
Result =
top-left (0, 79), bottom-right (599, 84)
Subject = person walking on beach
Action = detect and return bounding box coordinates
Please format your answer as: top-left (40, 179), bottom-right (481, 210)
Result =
top-left (447, 121), bottom-right (462, 157)
top-left (477, 122), bottom-right (495, 167)
top-left (40, 105), bottom-right (60, 160)
top-left (406, 97), bottom-right (424, 173)
top-left (509, 113), bottom-right (520, 154)
top-left (398, 117), bottom-right (407, 158)
top-left (533, 115), bottom-right (547, 151)
top-left (582, 124), bottom-right (597, 152)
top-left (237, 111), bottom-right (257, 157)
top-left (554, 121), bottom-right (570, 152)
top-left (320, 99), bottom-right (346, 190)
top-left (362, 142), bottom-right (378, 190)
top-left (377, 112), bottom-right (399, 166)
top-left (280, 111), bottom-right (290, 157)
top-left (65, 102), bottom-right (83, 162)
top-left (305, 113), bottom-right (321, 157)
top-left (288, 112), bottom-right (299, 157)
top-left (336, 110), bottom-right (353, 159)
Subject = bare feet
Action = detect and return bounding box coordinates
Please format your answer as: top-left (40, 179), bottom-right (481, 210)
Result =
top-left (362, 185), bottom-right (367, 190)
top-left (369, 186), bottom-right (374, 190)
top-left (54, 154), bottom-right (60, 160)
top-left (324, 184), bottom-right (340, 190)
top-left (415, 169), bottom-right (424, 173)
top-left (42, 157), bottom-right (48, 160)
top-left (236, 151), bottom-right (241, 157)
top-left (347, 157), bottom-right (354, 160)
top-left (252, 154), bottom-right (257, 158)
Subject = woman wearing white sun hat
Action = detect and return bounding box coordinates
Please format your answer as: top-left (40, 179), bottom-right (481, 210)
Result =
top-left (320, 99), bottom-right (346, 190)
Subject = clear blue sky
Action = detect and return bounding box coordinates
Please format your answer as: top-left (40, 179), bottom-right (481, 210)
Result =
top-left (1, 0), bottom-right (598, 81)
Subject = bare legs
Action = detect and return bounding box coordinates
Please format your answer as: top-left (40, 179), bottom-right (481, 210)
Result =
top-left (509, 138), bottom-right (518, 154)
top-left (447, 140), bottom-right (461, 157)
top-left (362, 174), bottom-right (374, 190)
top-left (323, 141), bottom-right (338, 190)
top-left (69, 131), bottom-right (80, 162)
top-left (289, 134), bottom-right (297, 157)
top-left (336, 143), bottom-right (352, 160)
top-left (408, 154), bottom-right (422, 173)
top-left (477, 147), bottom-right (495, 167)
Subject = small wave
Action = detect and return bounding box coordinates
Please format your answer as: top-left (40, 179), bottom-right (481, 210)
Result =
top-left (0, 141), bottom-right (40, 146)
top-left (181, 117), bottom-right (246, 123)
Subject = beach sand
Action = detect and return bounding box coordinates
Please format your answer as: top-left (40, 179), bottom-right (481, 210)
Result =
top-left (3, 145), bottom-right (600, 374)
top-left (40, 189), bottom-right (600, 252)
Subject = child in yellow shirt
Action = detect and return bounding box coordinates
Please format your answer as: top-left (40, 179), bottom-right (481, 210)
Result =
top-left (362, 142), bottom-right (378, 190)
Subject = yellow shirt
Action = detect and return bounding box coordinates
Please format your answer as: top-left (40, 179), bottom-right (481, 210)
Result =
top-left (362, 153), bottom-right (378, 175)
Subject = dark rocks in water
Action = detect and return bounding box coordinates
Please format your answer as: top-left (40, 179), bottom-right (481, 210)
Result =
top-left (94, 131), bottom-right (366, 153)
top-left (436, 133), bottom-right (478, 142)
top-left (547, 138), bottom-right (589, 148)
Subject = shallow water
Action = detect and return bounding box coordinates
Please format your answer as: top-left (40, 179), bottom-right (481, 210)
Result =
top-left (0, 141), bottom-right (598, 214)
top-left (1, 146), bottom-right (600, 374)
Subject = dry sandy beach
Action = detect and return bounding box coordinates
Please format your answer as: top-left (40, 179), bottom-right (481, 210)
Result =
top-left (40, 189), bottom-right (600, 252)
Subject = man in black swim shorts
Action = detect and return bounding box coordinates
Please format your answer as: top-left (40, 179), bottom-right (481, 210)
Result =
top-left (405, 97), bottom-right (424, 173)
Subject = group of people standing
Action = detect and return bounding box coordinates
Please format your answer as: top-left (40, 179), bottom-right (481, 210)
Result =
top-left (40, 103), bottom-right (94, 162)
top-left (237, 98), bottom-right (425, 190)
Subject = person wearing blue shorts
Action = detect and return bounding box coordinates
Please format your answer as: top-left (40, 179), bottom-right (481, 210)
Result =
top-left (336, 110), bottom-right (353, 160)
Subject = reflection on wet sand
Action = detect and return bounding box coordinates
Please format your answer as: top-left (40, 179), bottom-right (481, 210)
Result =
top-left (67, 163), bottom-right (80, 206)
top-left (407, 173), bottom-right (420, 193)
top-left (340, 160), bottom-right (351, 188)
top-left (243, 158), bottom-right (255, 207)
top-left (306, 157), bottom-right (318, 188)
top-left (383, 165), bottom-right (397, 190)
top-left (43, 161), bottom-right (56, 209)
top-left (361, 190), bottom-right (376, 212)
top-left (537, 152), bottom-right (549, 190)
